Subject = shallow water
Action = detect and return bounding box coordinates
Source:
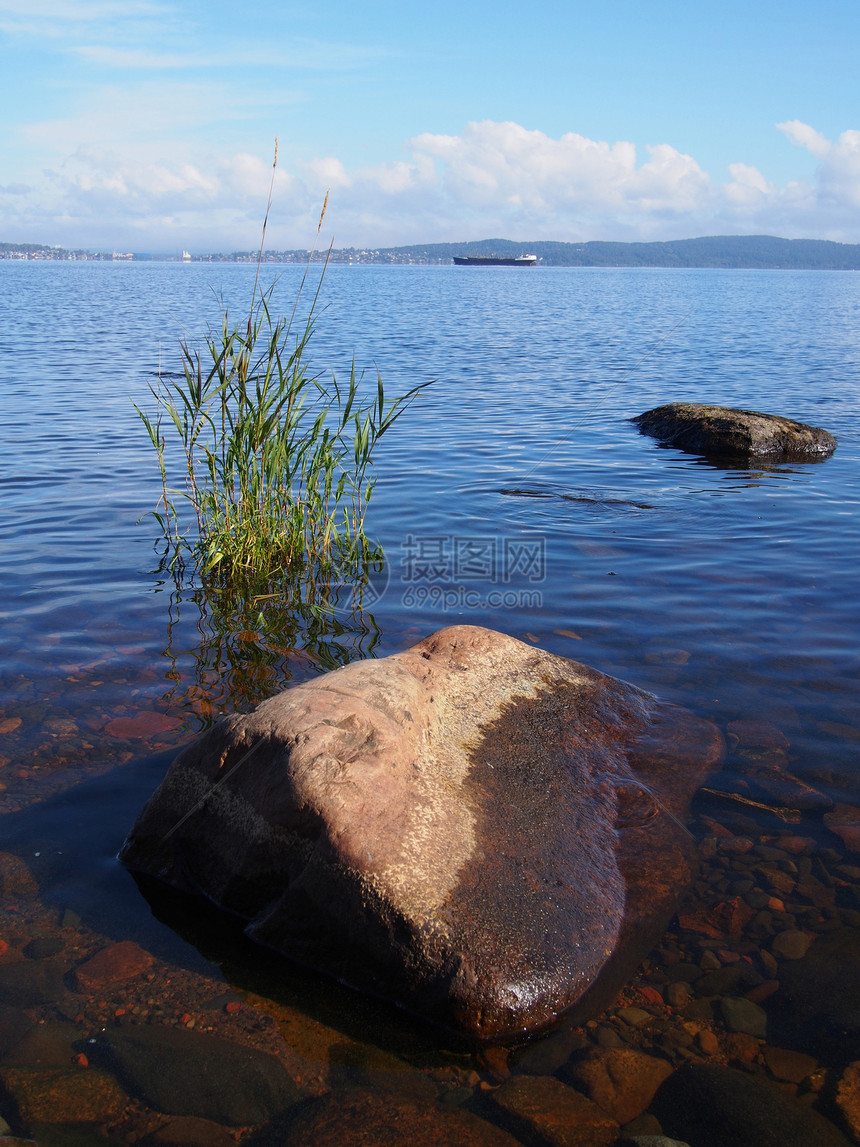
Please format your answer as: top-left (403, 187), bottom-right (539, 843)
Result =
top-left (1, 261), bottom-right (859, 1138)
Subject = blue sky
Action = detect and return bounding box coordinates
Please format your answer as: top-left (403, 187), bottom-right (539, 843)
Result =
top-left (1, 0), bottom-right (858, 250)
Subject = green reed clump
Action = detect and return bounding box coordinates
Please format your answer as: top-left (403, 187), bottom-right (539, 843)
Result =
top-left (137, 165), bottom-right (429, 590)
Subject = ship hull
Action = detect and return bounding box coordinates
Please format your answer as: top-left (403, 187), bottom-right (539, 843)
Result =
top-left (452, 255), bottom-right (537, 266)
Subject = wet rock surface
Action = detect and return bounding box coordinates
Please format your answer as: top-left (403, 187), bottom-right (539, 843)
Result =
top-left (121, 625), bottom-right (722, 1041)
top-left (632, 403), bottom-right (837, 461)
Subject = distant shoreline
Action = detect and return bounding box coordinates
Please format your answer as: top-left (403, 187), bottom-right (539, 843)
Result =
top-left (3, 234), bottom-right (860, 270)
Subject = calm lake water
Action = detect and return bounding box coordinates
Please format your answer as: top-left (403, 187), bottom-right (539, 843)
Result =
top-left (1, 260), bottom-right (859, 1136)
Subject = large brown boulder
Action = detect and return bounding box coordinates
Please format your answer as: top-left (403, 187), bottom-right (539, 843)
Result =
top-left (632, 402), bottom-right (836, 461)
top-left (120, 626), bottom-right (722, 1041)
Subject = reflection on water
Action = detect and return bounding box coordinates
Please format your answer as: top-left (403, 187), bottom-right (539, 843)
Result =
top-left (157, 566), bottom-right (385, 728)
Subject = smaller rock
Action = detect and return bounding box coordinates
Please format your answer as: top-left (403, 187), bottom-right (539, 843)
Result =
top-left (0, 962), bottom-right (72, 1008)
top-left (721, 1032), bottom-right (760, 1063)
top-left (1, 1022), bottom-right (81, 1069)
top-left (595, 1025), bottom-right (625, 1049)
top-left (478, 1045), bottom-right (510, 1081)
top-left (777, 928), bottom-right (860, 1056)
top-left (717, 837), bottom-right (755, 855)
top-left (619, 1138), bottom-right (692, 1147)
top-left (696, 965), bottom-right (760, 997)
top-left (745, 980), bottom-right (780, 1006)
top-left (101, 1024), bottom-right (299, 1126)
top-left (668, 963), bottom-right (704, 984)
top-left (696, 1029), bottom-right (719, 1056)
top-left (758, 949), bottom-right (778, 978)
top-left (0, 855), bottom-right (38, 901)
top-left (836, 1061), bottom-right (860, 1143)
top-left (561, 1046), bottom-right (673, 1125)
top-left (762, 1046), bottom-right (818, 1085)
top-left (779, 837), bottom-right (815, 855)
top-left (22, 937), bottom-right (64, 961)
top-left (824, 805), bottom-right (860, 853)
top-left (515, 1027), bottom-right (589, 1076)
top-left (727, 721), bottom-right (790, 751)
top-left (619, 1114), bottom-right (664, 1137)
top-left (758, 868), bottom-right (796, 897)
top-left (660, 1063), bottom-right (853, 1146)
top-left (105, 711), bottom-right (182, 738)
top-left (617, 1007), bottom-right (652, 1027)
top-left (146, 1114), bottom-right (236, 1146)
top-left (771, 931), bottom-right (811, 961)
top-left (329, 1040), bottom-right (437, 1102)
top-left (0, 1065), bottom-right (127, 1125)
top-left (0, 1004), bottom-right (32, 1060)
top-left (490, 1074), bottom-right (619, 1147)
top-left (665, 983), bottom-right (693, 1009)
top-left (631, 403), bottom-right (837, 462)
top-left (721, 997), bottom-right (767, 1039)
top-left (72, 940), bottom-right (154, 993)
top-left (277, 1088), bottom-right (522, 1147)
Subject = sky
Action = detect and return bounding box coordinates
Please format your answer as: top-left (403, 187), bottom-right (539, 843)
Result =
top-left (1, 0), bottom-right (859, 251)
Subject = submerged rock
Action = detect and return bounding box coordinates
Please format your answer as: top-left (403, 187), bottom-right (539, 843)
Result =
top-left (632, 403), bottom-right (836, 461)
top-left (120, 625), bottom-right (722, 1041)
top-left (98, 1025), bottom-right (298, 1125)
top-left (262, 1087), bottom-right (523, 1147)
top-left (651, 1062), bottom-right (851, 1147)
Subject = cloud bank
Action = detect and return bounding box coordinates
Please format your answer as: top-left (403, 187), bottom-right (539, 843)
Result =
top-left (3, 119), bottom-right (860, 250)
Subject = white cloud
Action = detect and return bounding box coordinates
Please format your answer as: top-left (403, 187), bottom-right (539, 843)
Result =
top-left (777, 120), bottom-right (831, 159)
top-left (0, 0), bottom-right (163, 37)
top-left (0, 2), bottom-right (157, 15)
top-left (71, 39), bottom-right (386, 71)
top-left (725, 162), bottom-right (773, 206)
top-left (311, 120), bottom-right (860, 245)
top-left (16, 80), bottom-right (296, 164)
top-left (302, 157), bottom-right (351, 190)
top-left (329, 121), bottom-right (715, 241)
top-left (6, 118), bottom-right (860, 250)
top-left (777, 120), bottom-right (860, 212)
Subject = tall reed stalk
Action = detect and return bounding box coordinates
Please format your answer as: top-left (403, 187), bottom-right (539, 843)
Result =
top-left (136, 144), bottom-right (430, 594)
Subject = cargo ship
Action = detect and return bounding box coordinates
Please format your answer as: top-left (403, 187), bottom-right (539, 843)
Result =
top-left (452, 254), bottom-right (537, 266)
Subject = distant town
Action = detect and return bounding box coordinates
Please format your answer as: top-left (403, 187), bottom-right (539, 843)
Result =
top-left (3, 235), bottom-right (860, 269)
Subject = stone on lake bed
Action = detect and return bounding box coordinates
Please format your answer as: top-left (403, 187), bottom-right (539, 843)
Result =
top-left (120, 625), bottom-right (723, 1041)
top-left (632, 403), bottom-right (837, 462)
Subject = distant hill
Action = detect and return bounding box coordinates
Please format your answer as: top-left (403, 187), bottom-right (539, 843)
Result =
top-left (389, 235), bottom-right (860, 269)
top-left (5, 234), bottom-right (860, 268)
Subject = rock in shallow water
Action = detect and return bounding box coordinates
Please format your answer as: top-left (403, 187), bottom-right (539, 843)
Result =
top-left (97, 1025), bottom-right (298, 1125)
top-left (651, 1062), bottom-right (851, 1147)
top-left (632, 403), bottom-right (836, 462)
top-left (120, 625), bottom-right (722, 1041)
